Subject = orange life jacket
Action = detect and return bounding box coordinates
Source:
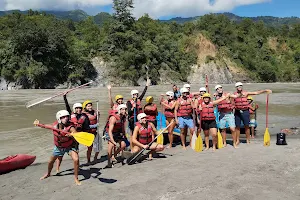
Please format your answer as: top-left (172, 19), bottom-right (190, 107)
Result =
top-left (105, 110), bottom-right (125, 134)
top-left (163, 100), bottom-right (176, 118)
top-left (196, 98), bottom-right (204, 114)
top-left (84, 110), bottom-right (98, 134)
top-left (70, 113), bottom-right (87, 131)
top-left (129, 99), bottom-right (143, 118)
top-left (144, 103), bottom-right (157, 121)
top-left (216, 92), bottom-right (234, 112)
top-left (52, 121), bottom-right (74, 148)
top-left (234, 92), bottom-right (249, 110)
top-left (201, 102), bottom-right (215, 121)
top-left (177, 97), bottom-right (193, 117)
top-left (136, 122), bottom-right (153, 145)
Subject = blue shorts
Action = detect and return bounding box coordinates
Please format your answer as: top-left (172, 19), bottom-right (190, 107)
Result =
top-left (219, 112), bottom-right (236, 129)
top-left (250, 119), bottom-right (256, 127)
top-left (178, 116), bottom-right (194, 129)
top-left (53, 146), bottom-right (78, 157)
top-left (234, 110), bottom-right (250, 127)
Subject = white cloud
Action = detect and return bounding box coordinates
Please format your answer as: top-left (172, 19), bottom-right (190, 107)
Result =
top-left (0, 0), bottom-right (271, 18)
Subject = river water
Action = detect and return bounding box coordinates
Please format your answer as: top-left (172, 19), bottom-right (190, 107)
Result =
top-left (0, 83), bottom-right (299, 162)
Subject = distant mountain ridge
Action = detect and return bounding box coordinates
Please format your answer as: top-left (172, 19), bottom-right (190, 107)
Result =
top-left (1, 10), bottom-right (300, 27)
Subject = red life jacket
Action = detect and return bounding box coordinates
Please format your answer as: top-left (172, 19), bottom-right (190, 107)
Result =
top-left (196, 98), bottom-right (203, 114)
top-left (163, 100), bottom-right (175, 118)
top-left (136, 122), bottom-right (153, 145)
top-left (144, 103), bottom-right (157, 121)
top-left (52, 121), bottom-right (74, 148)
top-left (234, 92), bottom-right (249, 110)
top-left (177, 97), bottom-right (193, 117)
top-left (105, 111), bottom-right (125, 134)
top-left (249, 103), bottom-right (258, 114)
top-left (201, 102), bottom-right (215, 121)
top-left (216, 93), bottom-right (234, 112)
top-left (70, 113), bottom-right (87, 131)
top-left (84, 110), bottom-right (98, 134)
top-left (129, 99), bottom-right (143, 118)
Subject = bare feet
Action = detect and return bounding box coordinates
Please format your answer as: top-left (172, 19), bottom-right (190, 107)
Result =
top-left (204, 147), bottom-right (209, 151)
top-left (236, 141), bottom-right (240, 146)
top-left (233, 143), bottom-right (239, 149)
top-left (251, 135), bottom-right (255, 139)
top-left (40, 174), bottom-right (50, 180)
top-left (212, 147), bottom-right (216, 152)
top-left (246, 140), bottom-right (250, 144)
top-left (75, 179), bottom-right (81, 186)
top-left (223, 143), bottom-right (227, 147)
top-left (182, 146), bottom-right (187, 150)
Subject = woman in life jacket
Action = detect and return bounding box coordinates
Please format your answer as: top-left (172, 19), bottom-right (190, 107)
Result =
top-left (214, 85), bottom-right (237, 148)
top-left (144, 96), bottom-right (158, 128)
top-left (35, 110), bottom-right (81, 186)
top-left (194, 87), bottom-right (207, 135)
top-left (198, 93), bottom-right (230, 151)
top-left (107, 84), bottom-right (124, 111)
top-left (106, 104), bottom-right (128, 168)
top-left (174, 87), bottom-right (196, 150)
top-left (82, 100), bottom-right (100, 163)
top-left (231, 82), bottom-right (271, 145)
top-left (247, 96), bottom-right (259, 138)
top-left (160, 91), bottom-right (177, 148)
top-left (131, 113), bottom-right (164, 160)
top-left (56, 100), bottom-right (90, 172)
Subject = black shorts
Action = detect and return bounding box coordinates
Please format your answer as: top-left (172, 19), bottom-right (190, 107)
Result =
top-left (201, 120), bottom-right (217, 131)
top-left (112, 132), bottom-right (125, 143)
top-left (128, 118), bottom-right (135, 132)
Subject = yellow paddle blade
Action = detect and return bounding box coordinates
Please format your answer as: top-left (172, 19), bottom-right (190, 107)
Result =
top-left (73, 132), bottom-right (95, 147)
top-left (195, 134), bottom-right (203, 152)
top-left (217, 130), bottom-right (223, 149)
top-left (191, 132), bottom-right (197, 150)
top-left (264, 128), bottom-right (271, 146)
top-left (157, 134), bottom-right (164, 145)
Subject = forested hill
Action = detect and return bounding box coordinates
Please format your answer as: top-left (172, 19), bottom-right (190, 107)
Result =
top-left (0, 2), bottom-right (300, 89)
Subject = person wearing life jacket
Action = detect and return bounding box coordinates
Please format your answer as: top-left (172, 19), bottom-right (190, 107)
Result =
top-left (131, 113), bottom-right (164, 160)
top-left (107, 85), bottom-right (124, 110)
top-left (82, 100), bottom-right (100, 163)
top-left (106, 104), bottom-right (128, 168)
top-left (214, 85), bottom-right (238, 148)
top-left (160, 91), bottom-right (177, 148)
top-left (194, 87), bottom-right (207, 133)
top-left (174, 87), bottom-right (195, 150)
top-left (35, 110), bottom-right (81, 186)
top-left (144, 96), bottom-right (158, 128)
top-left (198, 93), bottom-right (230, 151)
top-left (247, 96), bottom-right (259, 138)
top-left (231, 82), bottom-right (271, 145)
top-left (172, 84), bottom-right (181, 100)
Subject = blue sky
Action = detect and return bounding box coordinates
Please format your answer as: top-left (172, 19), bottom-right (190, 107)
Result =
top-left (0, 0), bottom-right (299, 19)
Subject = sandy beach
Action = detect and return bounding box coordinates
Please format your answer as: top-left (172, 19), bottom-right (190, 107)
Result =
top-left (1, 136), bottom-right (300, 200)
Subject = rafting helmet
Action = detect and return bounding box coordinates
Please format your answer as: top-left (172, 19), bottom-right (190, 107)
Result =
top-left (72, 103), bottom-right (83, 112)
top-left (137, 113), bottom-right (147, 123)
top-left (183, 84), bottom-right (191, 89)
top-left (215, 85), bottom-right (222, 90)
top-left (131, 90), bottom-right (139, 98)
top-left (117, 104), bottom-right (127, 115)
top-left (235, 82), bottom-right (243, 87)
top-left (166, 91), bottom-right (174, 99)
top-left (56, 110), bottom-right (70, 123)
top-left (82, 100), bottom-right (92, 108)
top-left (115, 95), bottom-right (123, 101)
top-left (199, 87), bottom-right (206, 92)
top-left (180, 87), bottom-right (189, 94)
top-left (146, 96), bottom-right (154, 103)
top-left (202, 93), bottom-right (211, 99)
top-left (247, 96), bottom-right (253, 101)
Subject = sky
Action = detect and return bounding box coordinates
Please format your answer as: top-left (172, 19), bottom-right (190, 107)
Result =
top-left (0, 0), bottom-right (299, 19)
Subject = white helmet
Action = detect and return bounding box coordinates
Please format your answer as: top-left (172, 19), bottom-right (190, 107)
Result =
top-left (215, 85), bottom-right (222, 90)
top-left (137, 113), bottom-right (147, 123)
top-left (199, 87), bottom-right (206, 92)
top-left (166, 91), bottom-right (174, 98)
top-left (56, 110), bottom-right (70, 123)
top-left (235, 82), bottom-right (243, 87)
top-left (180, 87), bottom-right (189, 93)
top-left (117, 104), bottom-right (127, 114)
top-left (183, 84), bottom-right (191, 88)
top-left (72, 103), bottom-right (82, 112)
top-left (131, 89), bottom-right (139, 97)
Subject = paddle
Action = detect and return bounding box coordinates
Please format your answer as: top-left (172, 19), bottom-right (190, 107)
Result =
top-left (93, 101), bottom-right (102, 152)
top-left (127, 120), bottom-right (174, 165)
top-left (157, 105), bottom-right (164, 145)
top-left (191, 109), bottom-right (197, 150)
top-left (35, 123), bottom-right (95, 147)
top-left (216, 106), bottom-right (223, 149)
top-left (26, 81), bottom-right (93, 108)
top-left (205, 74), bottom-right (210, 93)
top-left (264, 94), bottom-right (271, 146)
top-left (195, 113), bottom-right (203, 152)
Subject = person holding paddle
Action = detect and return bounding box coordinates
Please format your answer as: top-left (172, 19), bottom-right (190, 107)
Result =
top-left (131, 113), bottom-right (164, 160)
top-left (82, 100), bottom-right (100, 163)
top-left (231, 82), bottom-right (271, 145)
top-left (105, 104), bottom-right (128, 168)
top-left (34, 110), bottom-right (81, 186)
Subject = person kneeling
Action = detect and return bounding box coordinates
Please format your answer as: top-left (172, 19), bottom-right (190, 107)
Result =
top-left (131, 113), bottom-right (164, 160)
